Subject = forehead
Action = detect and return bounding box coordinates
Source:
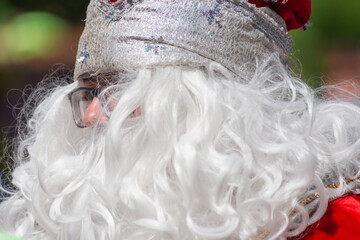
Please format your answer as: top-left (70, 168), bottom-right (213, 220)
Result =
top-left (77, 71), bottom-right (119, 86)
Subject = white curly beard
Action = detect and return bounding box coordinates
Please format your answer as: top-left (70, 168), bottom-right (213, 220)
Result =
top-left (1, 56), bottom-right (360, 240)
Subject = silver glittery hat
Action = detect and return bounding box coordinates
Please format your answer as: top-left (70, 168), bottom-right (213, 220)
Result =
top-left (74, 0), bottom-right (293, 79)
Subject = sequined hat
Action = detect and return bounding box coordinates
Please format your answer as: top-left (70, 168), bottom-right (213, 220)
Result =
top-left (74, 0), bottom-right (307, 79)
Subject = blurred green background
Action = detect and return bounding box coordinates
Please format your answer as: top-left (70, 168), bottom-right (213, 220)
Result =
top-left (0, 0), bottom-right (360, 171)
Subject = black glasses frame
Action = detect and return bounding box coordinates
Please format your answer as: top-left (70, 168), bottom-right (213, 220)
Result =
top-left (68, 80), bottom-right (118, 128)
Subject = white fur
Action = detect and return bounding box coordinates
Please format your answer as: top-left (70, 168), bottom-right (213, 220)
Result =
top-left (1, 55), bottom-right (360, 239)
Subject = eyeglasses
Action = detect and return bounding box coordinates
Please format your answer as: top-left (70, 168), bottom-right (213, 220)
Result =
top-left (68, 80), bottom-right (119, 128)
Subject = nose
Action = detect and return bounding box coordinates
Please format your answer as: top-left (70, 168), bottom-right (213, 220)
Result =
top-left (82, 97), bottom-right (109, 128)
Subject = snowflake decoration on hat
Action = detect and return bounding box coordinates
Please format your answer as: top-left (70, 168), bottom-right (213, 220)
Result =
top-left (77, 44), bottom-right (90, 65)
top-left (145, 36), bottom-right (166, 54)
top-left (202, 4), bottom-right (226, 28)
top-left (95, 0), bottom-right (143, 21)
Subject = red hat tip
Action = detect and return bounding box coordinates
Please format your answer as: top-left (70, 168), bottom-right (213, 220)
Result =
top-left (248, 0), bottom-right (312, 31)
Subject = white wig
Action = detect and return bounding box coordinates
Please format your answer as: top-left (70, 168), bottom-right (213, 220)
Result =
top-left (1, 55), bottom-right (360, 240)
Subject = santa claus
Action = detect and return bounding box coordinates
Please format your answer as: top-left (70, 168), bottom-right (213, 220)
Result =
top-left (1, 0), bottom-right (360, 239)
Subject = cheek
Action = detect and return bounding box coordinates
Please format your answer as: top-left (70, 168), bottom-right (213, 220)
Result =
top-left (107, 97), bottom-right (120, 112)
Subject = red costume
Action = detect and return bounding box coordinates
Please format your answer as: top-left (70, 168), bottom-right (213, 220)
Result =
top-left (294, 195), bottom-right (360, 239)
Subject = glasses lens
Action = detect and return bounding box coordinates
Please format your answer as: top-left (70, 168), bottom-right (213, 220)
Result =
top-left (70, 89), bottom-right (92, 128)
top-left (100, 85), bottom-right (123, 115)
top-left (69, 78), bottom-right (129, 128)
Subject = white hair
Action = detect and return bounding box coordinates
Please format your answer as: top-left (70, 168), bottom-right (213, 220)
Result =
top-left (1, 55), bottom-right (360, 240)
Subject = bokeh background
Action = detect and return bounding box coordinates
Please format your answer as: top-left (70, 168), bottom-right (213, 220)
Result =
top-left (0, 0), bottom-right (360, 170)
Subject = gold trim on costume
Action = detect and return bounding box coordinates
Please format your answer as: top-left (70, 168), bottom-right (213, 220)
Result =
top-left (256, 175), bottom-right (360, 239)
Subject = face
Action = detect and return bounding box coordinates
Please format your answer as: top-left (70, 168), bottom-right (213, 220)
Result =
top-left (69, 72), bottom-right (140, 128)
